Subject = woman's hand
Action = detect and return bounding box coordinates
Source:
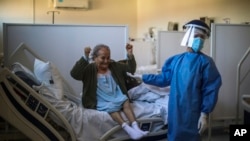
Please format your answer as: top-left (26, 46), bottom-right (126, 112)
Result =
top-left (126, 43), bottom-right (133, 55)
top-left (84, 46), bottom-right (91, 58)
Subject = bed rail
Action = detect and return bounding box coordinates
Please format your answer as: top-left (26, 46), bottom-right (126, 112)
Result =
top-left (6, 42), bottom-right (81, 104)
top-left (236, 46), bottom-right (250, 124)
top-left (0, 67), bottom-right (76, 141)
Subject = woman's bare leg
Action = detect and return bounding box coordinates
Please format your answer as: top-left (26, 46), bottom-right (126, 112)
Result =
top-left (110, 111), bottom-right (124, 125)
top-left (122, 100), bottom-right (136, 123)
top-left (110, 100), bottom-right (138, 124)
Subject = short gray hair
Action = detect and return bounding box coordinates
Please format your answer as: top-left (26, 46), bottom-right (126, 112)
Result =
top-left (91, 44), bottom-right (110, 59)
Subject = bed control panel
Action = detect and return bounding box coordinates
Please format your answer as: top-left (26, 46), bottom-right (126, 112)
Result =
top-left (7, 75), bottom-right (49, 118)
top-left (26, 95), bottom-right (39, 111)
top-left (37, 103), bottom-right (48, 117)
top-left (26, 95), bottom-right (49, 118)
top-left (140, 122), bottom-right (152, 131)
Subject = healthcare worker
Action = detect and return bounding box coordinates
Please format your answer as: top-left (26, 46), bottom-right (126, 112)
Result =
top-left (128, 19), bottom-right (222, 141)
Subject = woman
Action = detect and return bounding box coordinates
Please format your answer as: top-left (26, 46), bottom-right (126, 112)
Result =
top-left (70, 44), bottom-right (148, 140)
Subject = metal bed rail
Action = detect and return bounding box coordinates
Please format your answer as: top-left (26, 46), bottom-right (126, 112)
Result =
top-left (0, 68), bottom-right (76, 141)
top-left (236, 46), bottom-right (250, 124)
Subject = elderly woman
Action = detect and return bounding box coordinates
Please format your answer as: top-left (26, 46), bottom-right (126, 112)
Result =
top-left (70, 44), bottom-right (148, 140)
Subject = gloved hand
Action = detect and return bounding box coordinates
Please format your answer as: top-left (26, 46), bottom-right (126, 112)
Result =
top-left (198, 112), bottom-right (208, 134)
top-left (126, 72), bottom-right (142, 81)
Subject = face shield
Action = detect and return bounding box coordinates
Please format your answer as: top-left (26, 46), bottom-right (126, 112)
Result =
top-left (180, 20), bottom-right (210, 48)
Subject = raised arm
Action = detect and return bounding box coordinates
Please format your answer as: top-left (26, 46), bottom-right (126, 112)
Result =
top-left (70, 47), bottom-right (91, 80)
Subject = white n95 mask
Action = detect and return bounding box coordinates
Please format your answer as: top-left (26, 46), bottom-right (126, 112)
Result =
top-left (191, 37), bottom-right (204, 52)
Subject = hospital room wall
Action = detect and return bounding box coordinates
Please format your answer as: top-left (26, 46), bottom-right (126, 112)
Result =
top-left (0, 0), bottom-right (137, 54)
top-left (0, 0), bottom-right (250, 53)
top-left (137, 0), bottom-right (250, 38)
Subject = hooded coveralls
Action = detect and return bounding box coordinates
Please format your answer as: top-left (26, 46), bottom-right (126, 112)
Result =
top-left (142, 51), bottom-right (222, 141)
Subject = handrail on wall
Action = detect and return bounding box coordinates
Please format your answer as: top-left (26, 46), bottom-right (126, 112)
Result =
top-left (236, 46), bottom-right (250, 124)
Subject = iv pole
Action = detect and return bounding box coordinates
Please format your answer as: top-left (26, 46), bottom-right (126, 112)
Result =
top-left (47, 11), bottom-right (60, 24)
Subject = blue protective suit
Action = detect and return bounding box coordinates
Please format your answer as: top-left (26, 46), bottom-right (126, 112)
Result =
top-left (142, 51), bottom-right (222, 141)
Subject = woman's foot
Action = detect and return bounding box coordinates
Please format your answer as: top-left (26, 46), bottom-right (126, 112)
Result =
top-left (131, 121), bottom-right (149, 136)
top-left (122, 122), bottom-right (144, 140)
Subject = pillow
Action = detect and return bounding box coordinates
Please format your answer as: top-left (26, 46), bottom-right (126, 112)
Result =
top-left (34, 59), bottom-right (51, 84)
top-left (11, 62), bottom-right (41, 87)
top-left (34, 58), bottom-right (63, 100)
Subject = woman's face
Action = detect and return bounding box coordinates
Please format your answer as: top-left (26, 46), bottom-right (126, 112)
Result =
top-left (94, 48), bottom-right (110, 71)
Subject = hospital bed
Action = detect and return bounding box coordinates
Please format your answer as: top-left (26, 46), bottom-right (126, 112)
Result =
top-left (0, 43), bottom-right (169, 141)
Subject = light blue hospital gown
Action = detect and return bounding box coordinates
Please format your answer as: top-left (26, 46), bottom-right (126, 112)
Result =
top-left (142, 52), bottom-right (222, 141)
top-left (96, 71), bottom-right (128, 113)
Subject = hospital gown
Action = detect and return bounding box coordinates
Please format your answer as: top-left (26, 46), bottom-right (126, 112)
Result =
top-left (96, 71), bottom-right (128, 113)
top-left (142, 52), bottom-right (222, 141)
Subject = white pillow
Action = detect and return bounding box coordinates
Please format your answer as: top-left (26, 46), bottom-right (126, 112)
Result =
top-left (34, 59), bottom-right (51, 84)
top-left (34, 58), bottom-right (63, 100)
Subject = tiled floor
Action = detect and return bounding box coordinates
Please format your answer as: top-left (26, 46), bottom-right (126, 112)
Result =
top-left (202, 127), bottom-right (229, 141)
top-left (157, 127), bottom-right (230, 141)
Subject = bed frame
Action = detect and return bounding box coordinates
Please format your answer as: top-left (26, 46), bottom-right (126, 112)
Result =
top-left (0, 43), bottom-right (168, 141)
top-left (0, 67), bottom-right (76, 141)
